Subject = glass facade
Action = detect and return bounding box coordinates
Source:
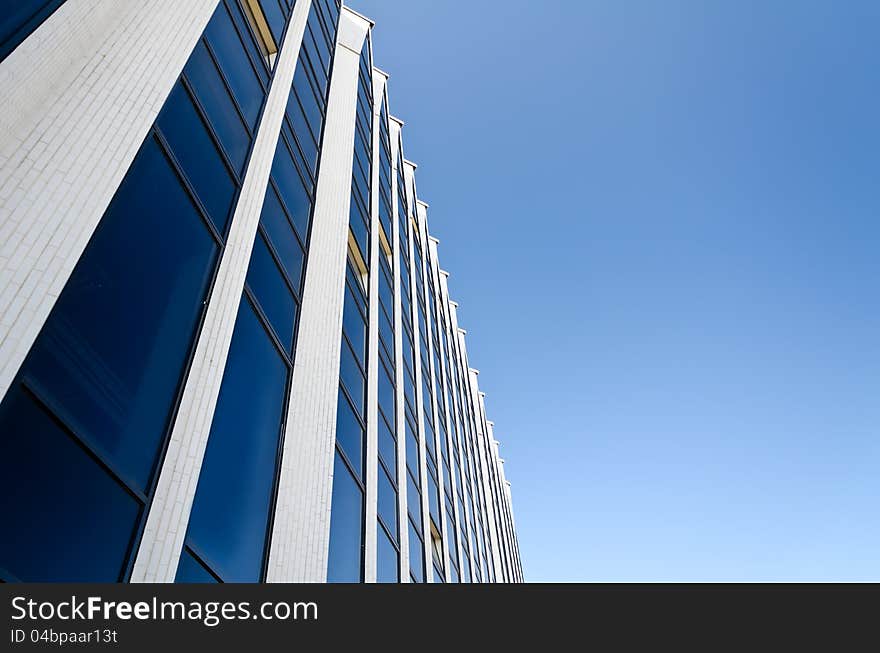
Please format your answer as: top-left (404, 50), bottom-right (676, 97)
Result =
top-left (178, 0), bottom-right (341, 583)
top-left (0, 0), bottom-right (275, 582)
top-left (0, 0), bottom-right (522, 584)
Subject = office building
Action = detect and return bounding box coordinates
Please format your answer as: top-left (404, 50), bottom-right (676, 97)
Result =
top-left (0, 0), bottom-right (523, 583)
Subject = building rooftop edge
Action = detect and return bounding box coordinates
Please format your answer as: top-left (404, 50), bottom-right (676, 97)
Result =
top-left (340, 5), bottom-right (375, 27)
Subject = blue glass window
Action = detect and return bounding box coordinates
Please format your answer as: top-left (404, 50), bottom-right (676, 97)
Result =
top-left (335, 388), bottom-right (363, 480)
top-left (285, 91), bottom-right (319, 177)
top-left (408, 520), bottom-right (424, 583)
top-left (342, 283), bottom-right (366, 363)
top-left (246, 231), bottom-right (296, 351)
top-left (305, 8), bottom-right (331, 76)
top-left (185, 41), bottom-right (250, 174)
top-left (427, 473), bottom-right (441, 525)
top-left (0, 387), bottom-right (140, 582)
top-left (22, 138), bottom-right (217, 491)
top-left (205, 2), bottom-right (264, 129)
top-left (291, 65), bottom-right (323, 151)
top-left (378, 269), bottom-right (393, 318)
top-left (407, 474), bottom-right (422, 527)
top-left (378, 415), bottom-right (396, 475)
top-left (339, 339), bottom-right (365, 414)
top-left (271, 143), bottom-right (312, 234)
top-left (183, 299), bottom-right (288, 583)
top-left (349, 199), bottom-right (369, 263)
top-left (259, 0), bottom-right (287, 45)
top-left (327, 453), bottom-right (363, 583)
top-left (377, 362), bottom-right (395, 424)
top-left (158, 82), bottom-right (236, 234)
top-left (174, 549), bottom-right (218, 583)
top-left (379, 303), bottom-right (393, 345)
top-left (376, 524), bottom-right (399, 584)
top-left (259, 187), bottom-right (305, 293)
top-left (378, 467), bottom-right (398, 538)
top-left (405, 418), bottom-right (419, 478)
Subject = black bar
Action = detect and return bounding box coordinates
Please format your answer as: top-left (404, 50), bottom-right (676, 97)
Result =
top-left (1, 583), bottom-right (877, 649)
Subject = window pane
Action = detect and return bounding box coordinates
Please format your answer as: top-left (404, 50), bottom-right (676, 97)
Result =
top-left (184, 299), bottom-right (288, 583)
top-left (292, 64), bottom-right (323, 145)
top-left (300, 39), bottom-right (327, 102)
top-left (377, 362), bottom-right (394, 424)
top-left (258, 0), bottom-right (286, 45)
top-left (271, 144), bottom-right (311, 238)
top-left (157, 82), bottom-right (236, 234)
top-left (22, 138), bottom-right (217, 491)
top-left (335, 388), bottom-right (363, 480)
top-left (349, 199), bottom-right (369, 264)
top-left (379, 308), bottom-right (394, 359)
top-left (260, 187), bottom-right (305, 293)
top-left (285, 96), bottom-right (318, 178)
top-left (378, 467), bottom-right (398, 539)
top-left (0, 387), bottom-right (140, 582)
top-left (185, 40), bottom-right (250, 174)
top-left (461, 554), bottom-right (471, 583)
top-left (407, 474), bottom-right (421, 526)
top-left (376, 524), bottom-right (399, 584)
top-left (342, 284), bottom-right (366, 363)
top-left (427, 473), bottom-right (441, 524)
top-left (205, 2), bottom-right (264, 129)
top-left (226, 0), bottom-right (269, 85)
top-left (305, 9), bottom-right (331, 77)
top-left (327, 452), bottom-right (363, 583)
top-left (246, 231), bottom-right (295, 351)
top-left (378, 269), bottom-right (393, 315)
top-left (405, 419), bottom-right (419, 478)
top-left (175, 549), bottom-right (218, 583)
top-left (408, 519), bottom-right (424, 583)
top-left (339, 339), bottom-right (365, 415)
top-left (377, 414), bottom-right (396, 475)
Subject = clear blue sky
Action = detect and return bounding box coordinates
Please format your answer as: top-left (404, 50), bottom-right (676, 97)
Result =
top-left (347, 0), bottom-right (880, 581)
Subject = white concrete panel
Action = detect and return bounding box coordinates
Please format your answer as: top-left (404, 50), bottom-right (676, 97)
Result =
top-left (364, 61), bottom-right (385, 584)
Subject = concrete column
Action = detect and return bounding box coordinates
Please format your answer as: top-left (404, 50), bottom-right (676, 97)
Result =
top-left (364, 63), bottom-right (386, 584)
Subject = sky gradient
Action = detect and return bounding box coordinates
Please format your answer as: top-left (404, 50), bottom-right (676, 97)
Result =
top-left (348, 0), bottom-right (880, 581)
